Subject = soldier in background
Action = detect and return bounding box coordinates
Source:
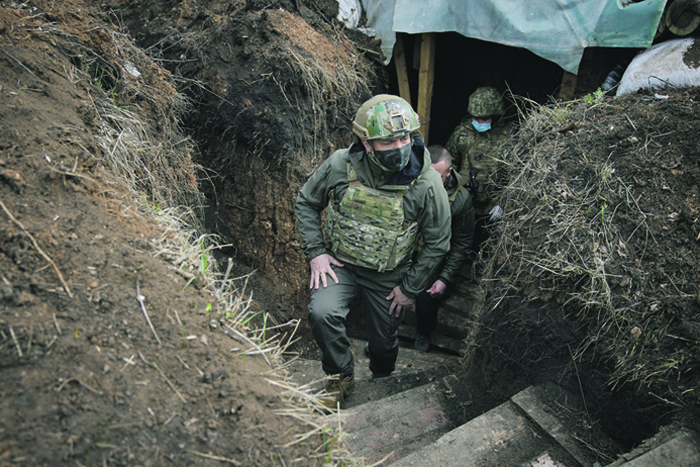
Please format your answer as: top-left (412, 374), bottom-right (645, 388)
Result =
top-left (295, 95), bottom-right (451, 407)
top-left (446, 87), bottom-right (514, 250)
top-left (413, 145), bottom-right (475, 352)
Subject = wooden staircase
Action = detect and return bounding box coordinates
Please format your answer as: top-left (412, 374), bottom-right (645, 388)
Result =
top-left (287, 269), bottom-right (700, 466)
top-left (286, 338), bottom-right (700, 466)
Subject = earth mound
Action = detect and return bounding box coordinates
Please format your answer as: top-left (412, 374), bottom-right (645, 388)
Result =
top-left (473, 87), bottom-right (700, 449)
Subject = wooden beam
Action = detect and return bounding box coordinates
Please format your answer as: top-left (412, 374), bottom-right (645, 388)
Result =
top-left (394, 34), bottom-right (411, 106)
top-left (417, 33), bottom-right (436, 145)
top-left (559, 71), bottom-right (577, 101)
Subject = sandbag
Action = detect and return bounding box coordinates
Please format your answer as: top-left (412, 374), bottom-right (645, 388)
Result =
top-left (616, 38), bottom-right (700, 96)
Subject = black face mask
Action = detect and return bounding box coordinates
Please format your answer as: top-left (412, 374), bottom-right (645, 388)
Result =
top-left (372, 143), bottom-right (412, 172)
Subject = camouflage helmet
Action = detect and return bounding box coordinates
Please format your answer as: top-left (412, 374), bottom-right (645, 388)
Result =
top-left (352, 94), bottom-right (421, 140)
top-left (468, 87), bottom-right (504, 118)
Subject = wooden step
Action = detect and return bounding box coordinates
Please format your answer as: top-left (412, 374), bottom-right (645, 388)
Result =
top-left (339, 375), bottom-right (488, 465)
top-left (284, 338), bottom-right (462, 405)
top-left (345, 365), bottom-right (455, 409)
top-left (511, 384), bottom-right (597, 467)
top-left (397, 323), bottom-right (466, 355)
top-left (388, 382), bottom-right (614, 467)
top-left (388, 398), bottom-right (581, 467)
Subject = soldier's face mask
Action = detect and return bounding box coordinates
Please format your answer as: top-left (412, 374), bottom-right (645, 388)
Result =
top-left (368, 136), bottom-right (412, 172)
top-left (472, 118), bottom-right (492, 133)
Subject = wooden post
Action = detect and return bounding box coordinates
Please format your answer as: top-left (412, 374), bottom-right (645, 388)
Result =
top-left (394, 34), bottom-right (411, 106)
top-left (417, 33), bottom-right (436, 145)
top-left (559, 71), bottom-right (577, 101)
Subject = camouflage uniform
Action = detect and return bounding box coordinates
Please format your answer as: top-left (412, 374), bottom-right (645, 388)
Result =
top-left (295, 132), bottom-right (451, 377)
top-left (415, 169), bottom-right (475, 338)
top-left (446, 87), bottom-right (514, 216)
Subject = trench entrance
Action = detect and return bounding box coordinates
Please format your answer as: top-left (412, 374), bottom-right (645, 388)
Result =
top-left (199, 34), bottom-right (671, 454)
top-left (116, 2), bottom-right (694, 454)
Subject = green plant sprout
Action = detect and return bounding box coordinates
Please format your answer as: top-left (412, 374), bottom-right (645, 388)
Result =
top-left (200, 242), bottom-right (209, 275)
top-left (583, 88), bottom-right (605, 104)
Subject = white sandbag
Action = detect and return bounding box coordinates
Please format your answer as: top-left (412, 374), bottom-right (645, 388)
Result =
top-left (337, 0), bottom-right (361, 28)
top-left (616, 38), bottom-right (700, 96)
top-left (337, 0), bottom-right (375, 36)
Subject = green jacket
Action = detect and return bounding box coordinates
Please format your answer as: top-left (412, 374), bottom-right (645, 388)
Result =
top-left (446, 120), bottom-right (514, 215)
top-left (295, 136), bottom-right (452, 298)
top-left (437, 170), bottom-right (475, 286)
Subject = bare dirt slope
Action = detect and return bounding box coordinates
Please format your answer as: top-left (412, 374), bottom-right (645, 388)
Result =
top-left (0, 1), bottom-right (336, 466)
top-left (472, 86), bottom-right (700, 450)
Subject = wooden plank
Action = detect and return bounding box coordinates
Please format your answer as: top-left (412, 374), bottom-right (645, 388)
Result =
top-left (417, 33), bottom-right (436, 145)
top-left (341, 375), bottom-right (483, 465)
top-left (394, 33), bottom-right (412, 106)
top-left (559, 71), bottom-right (577, 101)
top-left (511, 385), bottom-right (593, 467)
top-left (390, 401), bottom-right (551, 467)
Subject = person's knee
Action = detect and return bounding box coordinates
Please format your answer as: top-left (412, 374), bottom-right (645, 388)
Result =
top-left (308, 300), bottom-right (343, 330)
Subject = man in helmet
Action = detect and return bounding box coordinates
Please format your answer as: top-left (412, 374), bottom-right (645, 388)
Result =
top-left (295, 95), bottom-right (452, 407)
top-left (413, 145), bottom-right (475, 352)
top-left (446, 87), bottom-right (514, 242)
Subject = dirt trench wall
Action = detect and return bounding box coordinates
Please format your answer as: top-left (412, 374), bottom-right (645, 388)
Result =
top-left (116, 0), bottom-right (383, 321)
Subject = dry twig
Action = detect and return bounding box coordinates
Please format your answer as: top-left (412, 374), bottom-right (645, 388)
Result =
top-left (9, 326), bottom-right (22, 357)
top-left (136, 280), bottom-right (162, 346)
top-left (185, 449), bottom-right (242, 466)
top-left (0, 200), bottom-right (73, 297)
top-left (138, 351), bottom-right (186, 403)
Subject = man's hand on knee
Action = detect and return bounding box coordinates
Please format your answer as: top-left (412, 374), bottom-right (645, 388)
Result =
top-left (309, 254), bottom-right (344, 289)
top-left (387, 286), bottom-right (414, 317)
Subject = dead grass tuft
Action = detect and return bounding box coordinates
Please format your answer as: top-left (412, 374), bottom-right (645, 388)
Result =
top-left (482, 91), bottom-right (688, 392)
top-left (46, 19), bottom-right (363, 464)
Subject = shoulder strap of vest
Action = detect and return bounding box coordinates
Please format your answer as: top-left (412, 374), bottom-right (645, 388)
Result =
top-left (347, 162), bottom-right (361, 187)
top-left (448, 184), bottom-right (463, 203)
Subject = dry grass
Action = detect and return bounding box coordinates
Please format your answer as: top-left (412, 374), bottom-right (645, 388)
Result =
top-left (284, 47), bottom-right (375, 172)
top-left (61, 21), bottom-right (365, 466)
top-left (482, 91), bottom-right (686, 392)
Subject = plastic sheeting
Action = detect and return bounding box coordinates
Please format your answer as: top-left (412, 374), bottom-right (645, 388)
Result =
top-left (361, 0), bottom-right (668, 74)
top-left (616, 38), bottom-right (700, 96)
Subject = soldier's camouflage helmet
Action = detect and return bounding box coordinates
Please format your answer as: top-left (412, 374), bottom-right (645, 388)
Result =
top-left (468, 87), bottom-right (504, 118)
top-left (352, 94), bottom-right (421, 140)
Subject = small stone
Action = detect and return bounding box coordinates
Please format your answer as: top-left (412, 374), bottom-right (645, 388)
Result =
top-left (1, 286), bottom-right (13, 301)
top-left (630, 326), bottom-right (642, 340)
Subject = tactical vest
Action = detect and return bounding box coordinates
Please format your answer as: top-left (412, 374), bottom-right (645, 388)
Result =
top-left (325, 163), bottom-right (419, 272)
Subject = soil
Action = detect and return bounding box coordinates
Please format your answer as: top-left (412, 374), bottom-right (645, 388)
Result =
top-left (0, 1), bottom-right (347, 466)
top-left (470, 86), bottom-right (700, 452)
top-left (1, 0), bottom-right (699, 466)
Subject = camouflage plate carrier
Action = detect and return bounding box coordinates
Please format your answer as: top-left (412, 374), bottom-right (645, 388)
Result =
top-left (325, 163), bottom-right (419, 272)
top-left (446, 122), bottom-right (513, 216)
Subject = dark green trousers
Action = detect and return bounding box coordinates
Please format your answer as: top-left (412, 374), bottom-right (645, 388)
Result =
top-left (307, 264), bottom-right (406, 376)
